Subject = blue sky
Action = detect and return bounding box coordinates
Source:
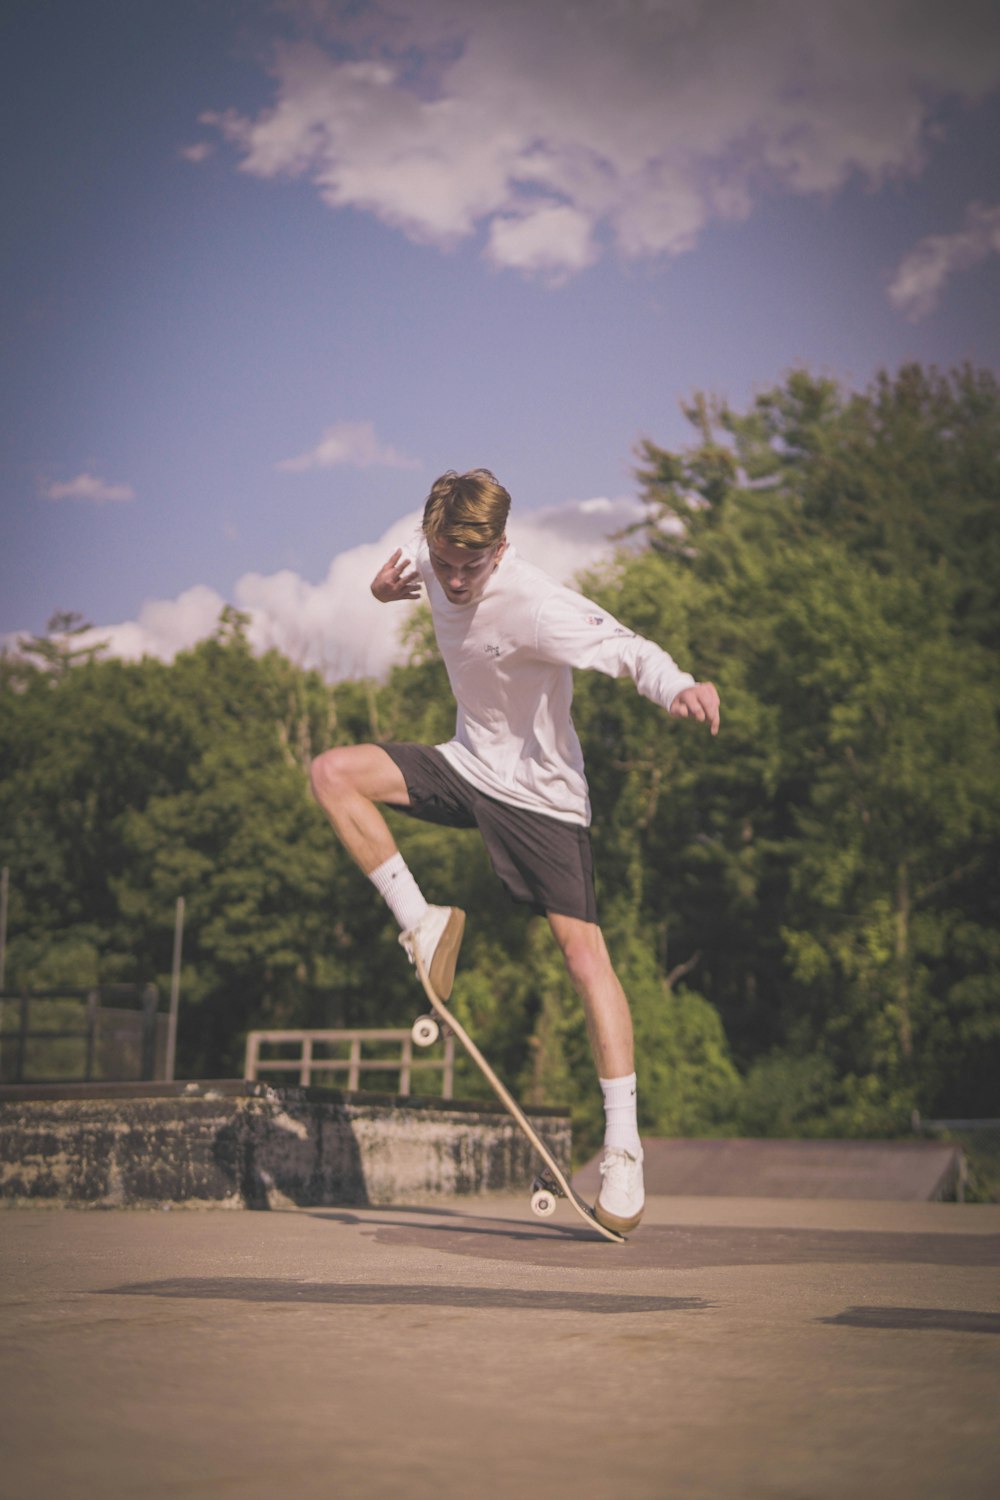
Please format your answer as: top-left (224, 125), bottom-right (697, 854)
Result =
top-left (3, 0), bottom-right (999, 677)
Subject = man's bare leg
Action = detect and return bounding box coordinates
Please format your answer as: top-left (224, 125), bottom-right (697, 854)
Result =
top-left (309, 744), bottom-right (410, 874)
top-left (309, 743), bottom-right (465, 998)
top-left (546, 912), bottom-right (634, 1077)
top-left (547, 910), bottom-right (644, 1232)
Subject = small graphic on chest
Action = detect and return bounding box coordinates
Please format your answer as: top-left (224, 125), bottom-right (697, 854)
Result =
top-left (483, 642), bottom-right (502, 658)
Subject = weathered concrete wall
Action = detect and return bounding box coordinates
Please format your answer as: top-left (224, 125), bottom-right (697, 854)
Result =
top-left (0, 1081), bottom-right (572, 1210)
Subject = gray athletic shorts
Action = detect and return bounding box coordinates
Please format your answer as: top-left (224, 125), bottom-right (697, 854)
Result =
top-left (381, 742), bottom-right (598, 924)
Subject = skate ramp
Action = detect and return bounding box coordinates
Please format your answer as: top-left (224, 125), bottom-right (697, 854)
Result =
top-left (574, 1137), bottom-right (964, 1201)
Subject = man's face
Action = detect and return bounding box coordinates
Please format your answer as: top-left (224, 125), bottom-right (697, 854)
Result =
top-left (427, 536), bottom-right (506, 605)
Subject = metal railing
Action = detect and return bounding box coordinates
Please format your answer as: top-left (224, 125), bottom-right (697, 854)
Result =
top-left (244, 1027), bottom-right (455, 1099)
top-left (0, 985), bottom-right (162, 1085)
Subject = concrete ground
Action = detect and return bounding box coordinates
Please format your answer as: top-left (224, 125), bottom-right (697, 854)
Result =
top-left (1, 1194), bottom-right (998, 1500)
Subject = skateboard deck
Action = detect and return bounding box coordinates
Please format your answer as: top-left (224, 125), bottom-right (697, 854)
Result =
top-left (413, 953), bottom-right (626, 1244)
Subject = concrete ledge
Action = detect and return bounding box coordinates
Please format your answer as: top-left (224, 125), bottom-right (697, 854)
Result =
top-left (0, 1081), bottom-right (572, 1210)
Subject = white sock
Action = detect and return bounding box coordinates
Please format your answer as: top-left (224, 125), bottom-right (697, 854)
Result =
top-left (369, 853), bottom-right (429, 933)
top-left (600, 1072), bottom-right (641, 1156)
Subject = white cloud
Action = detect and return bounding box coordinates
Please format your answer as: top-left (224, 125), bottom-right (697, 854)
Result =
top-left (276, 419), bottom-right (421, 473)
top-left (509, 495), bottom-right (647, 583)
top-left (204, 0), bottom-right (1000, 278)
top-left (888, 201), bottom-right (1000, 321)
top-left (486, 203), bottom-right (597, 281)
top-left (28, 495), bottom-right (650, 680)
top-left (179, 141), bottom-right (215, 164)
top-left (14, 585), bottom-right (227, 668)
top-left (42, 473), bottom-right (136, 504)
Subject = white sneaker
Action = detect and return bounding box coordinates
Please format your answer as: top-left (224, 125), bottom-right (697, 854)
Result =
top-left (399, 905), bottom-right (466, 1000)
top-left (594, 1146), bottom-right (645, 1234)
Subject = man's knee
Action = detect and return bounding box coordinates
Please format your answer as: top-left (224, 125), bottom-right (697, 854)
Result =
top-left (309, 746), bottom-right (356, 805)
top-left (552, 919), bottom-right (613, 993)
top-left (309, 743), bottom-right (408, 810)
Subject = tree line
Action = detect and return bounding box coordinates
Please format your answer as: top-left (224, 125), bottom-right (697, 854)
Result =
top-left (2, 364), bottom-right (997, 1157)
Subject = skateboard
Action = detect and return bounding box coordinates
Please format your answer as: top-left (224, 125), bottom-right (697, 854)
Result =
top-left (412, 952), bottom-right (626, 1244)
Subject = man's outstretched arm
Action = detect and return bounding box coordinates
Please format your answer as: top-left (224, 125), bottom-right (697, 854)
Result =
top-left (669, 682), bottom-right (721, 736)
top-left (371, 547), bottom-right (422, 603)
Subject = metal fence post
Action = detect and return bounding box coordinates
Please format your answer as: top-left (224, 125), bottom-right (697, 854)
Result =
top-left (84, 990), bottom-right (98, 1082)
top-left (140, 984), bottom-right (159, 1080)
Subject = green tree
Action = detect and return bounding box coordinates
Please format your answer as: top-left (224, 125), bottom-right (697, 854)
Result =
top-left (629, 364), bottom-right (1000, 1128)
top-left (17, 610), bottom-right (110, 678)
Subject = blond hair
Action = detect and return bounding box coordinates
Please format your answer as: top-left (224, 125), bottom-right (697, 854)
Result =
top-left (422, 469), bottom-right (511, 550)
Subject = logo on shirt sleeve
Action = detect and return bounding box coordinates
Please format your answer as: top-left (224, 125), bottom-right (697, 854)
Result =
top-left (585, 614), bottom-right (634, 639)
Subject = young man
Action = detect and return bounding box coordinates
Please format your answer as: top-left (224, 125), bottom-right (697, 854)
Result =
top-left (310, 470), bottom-right (720, 1233)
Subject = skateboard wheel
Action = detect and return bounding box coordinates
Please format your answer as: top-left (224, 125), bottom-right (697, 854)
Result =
top-left (411, 1015), bottom-right (440, 1047)
top-left (530, 1188), bottom-right (557, 1218)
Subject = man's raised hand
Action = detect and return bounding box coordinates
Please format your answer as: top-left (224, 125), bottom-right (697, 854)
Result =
top-left (669, 682), bottom-right (721, 736)
top-left (371, 548), bottom-right (422, 603)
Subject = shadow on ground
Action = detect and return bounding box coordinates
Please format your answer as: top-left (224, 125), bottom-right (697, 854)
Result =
top-left (96, 1279), bottom-right (708, 1315)
top-left (306, 1210), bottom-right (1000, 1272)
top-left (819, 1306), bottom-right (1000, 1335)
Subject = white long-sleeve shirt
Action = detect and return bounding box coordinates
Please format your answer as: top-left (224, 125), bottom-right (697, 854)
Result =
top-left (404, 536), bottom-right (695, 827)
